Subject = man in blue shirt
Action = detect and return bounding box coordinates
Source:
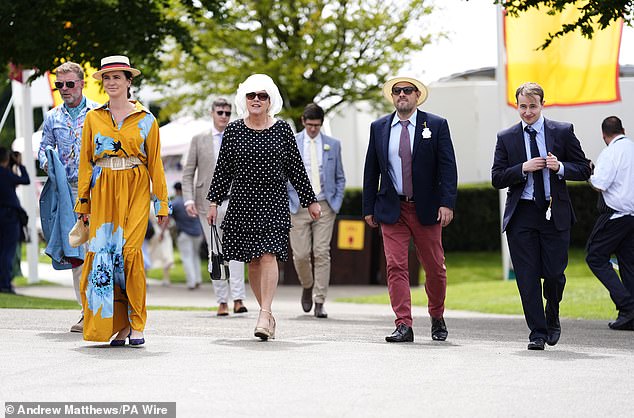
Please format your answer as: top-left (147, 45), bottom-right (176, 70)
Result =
top-left (38, 62), bottom-right (100, 332)
top-left (171, 182), bottom-right (204, 290)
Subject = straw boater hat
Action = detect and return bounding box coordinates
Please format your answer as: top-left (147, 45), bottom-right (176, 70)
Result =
top-left (92, 55), bottom-right (141, 80)
top-left (382, 76), bottom-right (428, 106)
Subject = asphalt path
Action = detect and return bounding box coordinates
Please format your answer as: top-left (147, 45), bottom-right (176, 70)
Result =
top-left (1, 278), bottom-right (633, 417)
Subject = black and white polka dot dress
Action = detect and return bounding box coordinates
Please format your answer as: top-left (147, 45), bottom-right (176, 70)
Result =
top-left (207, 119), bottom-right (316, 262)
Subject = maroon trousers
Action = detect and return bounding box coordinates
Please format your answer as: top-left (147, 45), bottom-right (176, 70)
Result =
top-left (380, 202), bottom-right (447, 327)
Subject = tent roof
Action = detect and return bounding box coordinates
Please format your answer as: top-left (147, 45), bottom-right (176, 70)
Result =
top-left (159, 116), bottom-right (213, 157)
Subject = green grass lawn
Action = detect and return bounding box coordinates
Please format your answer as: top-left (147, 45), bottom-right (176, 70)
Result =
top-left (337, 248), bottom-right (617, 321)
top-left (13, 243), bottom-right (615, 320)
top-left (0, 293), bottom-right (212, 311)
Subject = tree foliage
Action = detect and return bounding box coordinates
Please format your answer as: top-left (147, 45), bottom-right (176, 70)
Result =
top-left (159, 0), bottom-right (434, 125)
top-left (0, 0), bottom-right (224, 82)
top-left (495, 0), bottom-right (633, 49)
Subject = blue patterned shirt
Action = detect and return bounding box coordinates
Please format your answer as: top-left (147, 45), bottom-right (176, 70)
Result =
top-left (38, 96), bottom-right (100, 183)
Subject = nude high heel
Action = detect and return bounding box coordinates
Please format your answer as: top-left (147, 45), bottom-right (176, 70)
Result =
top-left (254, 309), bottom-right (275, 340)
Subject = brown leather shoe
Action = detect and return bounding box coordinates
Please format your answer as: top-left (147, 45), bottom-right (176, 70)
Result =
top-left (217, 303), bottom-right (229, 316)
top-left (233, 299), bottom-right (248, 314)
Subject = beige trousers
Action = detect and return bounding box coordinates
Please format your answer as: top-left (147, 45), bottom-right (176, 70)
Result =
top-left (289, 201), bottom-right (336, 303)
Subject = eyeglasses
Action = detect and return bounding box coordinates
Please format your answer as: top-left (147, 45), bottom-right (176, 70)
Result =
top-left (246, 92), bottom-right (270, 101)
top-left (215, 111), bottom-right (232, 117)
top-left (391, 86), bottom-right (417, 95)
top-left (54, 80), bottom-right (82, 89)
top-left (304, 122), bottom-right (322, 128)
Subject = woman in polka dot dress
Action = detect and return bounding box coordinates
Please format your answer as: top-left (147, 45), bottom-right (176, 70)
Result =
top-left (207, 74), bottom-right (321, 340)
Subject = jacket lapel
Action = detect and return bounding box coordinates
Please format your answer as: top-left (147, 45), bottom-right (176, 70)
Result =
top-left (510, 122), bottom-right (526, 161)
top-left (380, 113), bottom-right (394, 164)
top-left (296, 131), bottom-right (305, 159)
top-left (412, 110), bottom-right (425, 158)
top-left (543, 118), bottom-right (554, 153)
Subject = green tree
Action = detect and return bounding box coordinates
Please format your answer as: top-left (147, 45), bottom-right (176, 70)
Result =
top-left (159, 0), bottom-right (435, 125)
top-left (0, 0), bottom-right (224, 81)
top-left (494, 0), bottom-right (633, 49)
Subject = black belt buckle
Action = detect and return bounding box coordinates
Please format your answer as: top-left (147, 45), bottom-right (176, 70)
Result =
top-left (399, 195), bottom-right (415, 202)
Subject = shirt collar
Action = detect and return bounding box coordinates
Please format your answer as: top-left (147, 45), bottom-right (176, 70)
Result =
top-left (391, 111), bottom-right (417, 128)
top-left (522, 115), bottom-right (545, 133)
top-left (212, 124), bottom-right (223, 137)
top-left (63, 96), bottom-right (87, 112)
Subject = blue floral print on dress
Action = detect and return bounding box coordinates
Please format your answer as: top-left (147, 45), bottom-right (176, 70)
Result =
top-left (86, 222), bottom-right (126, 318)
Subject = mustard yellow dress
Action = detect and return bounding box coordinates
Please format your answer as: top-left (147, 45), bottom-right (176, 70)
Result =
top-left (75, 101), bottom-right (170, 342)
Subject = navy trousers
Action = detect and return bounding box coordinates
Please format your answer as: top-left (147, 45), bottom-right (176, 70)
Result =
top-left (506, 201), bottom-right (570, 341)
top-left (0, 207), bottom-right (20, 291)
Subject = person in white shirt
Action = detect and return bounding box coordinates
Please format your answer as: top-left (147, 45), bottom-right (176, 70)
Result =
top-left (181, 98), bottom-right (248, 316)
top-left (586, 116), bottom-right (634, 330)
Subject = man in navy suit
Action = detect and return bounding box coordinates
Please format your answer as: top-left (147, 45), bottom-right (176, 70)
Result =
top-left (492, 82), bottom-right (590, 350)
top-left (363, 76), bottom-right (457, 342)
top-left (288, 103), bottom-right (346, 318)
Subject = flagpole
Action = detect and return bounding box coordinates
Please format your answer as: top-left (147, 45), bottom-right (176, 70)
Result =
top-left (12, 71), bottom-right (39, 284)
top-left (496, 4), bottom-right (513, 280)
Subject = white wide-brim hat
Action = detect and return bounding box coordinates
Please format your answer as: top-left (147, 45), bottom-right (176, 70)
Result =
top-left (235, 74), bottom-right (284, 118)
top-left (93, 55), bottom-right (141, 80)
top-left (382, 76), bottom-right (428, 106)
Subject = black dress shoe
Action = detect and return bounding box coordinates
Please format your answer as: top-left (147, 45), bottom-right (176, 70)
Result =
top-left (527, 338), bottom-right (546, 350)
top-left (608, 309), bottom-right (634, 330)
top-left (431, 317), bottom-right (448, 341)
top-left (314, 303), bottom-right (328, 318)
top-left (385, 324), bottom-right (414, 342)
top-left (545, 301), bottom-right (561, 346)
top-left (301, 287), bottom-right (313, 313)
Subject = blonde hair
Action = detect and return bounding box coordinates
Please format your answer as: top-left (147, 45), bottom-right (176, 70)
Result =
top-left (55, 62), bottom-right (84, 80)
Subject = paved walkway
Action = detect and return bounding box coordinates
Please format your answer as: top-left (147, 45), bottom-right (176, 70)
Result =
top-left (1, 264), bottom-right (633, 417)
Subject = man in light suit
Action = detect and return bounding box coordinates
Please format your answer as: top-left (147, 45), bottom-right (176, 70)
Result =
top-left (363, 76), bottom-right (457, 342)
top-left (288, 103), bottom-right (346, 318)
top-left (182, 98), bottom-right (248, 316)
top-left (492, 82), bottom-right (590, 350)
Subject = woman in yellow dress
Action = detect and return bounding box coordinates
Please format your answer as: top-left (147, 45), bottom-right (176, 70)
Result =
top-left (75, 55), bottom-right (170, 346)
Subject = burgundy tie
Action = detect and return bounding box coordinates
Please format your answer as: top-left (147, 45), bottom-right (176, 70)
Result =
top-left (399, 120), bottom-right (413, 198)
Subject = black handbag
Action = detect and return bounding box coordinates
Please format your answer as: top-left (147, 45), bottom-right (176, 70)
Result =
top-left (16, 206), bottom-right (30, 243)
top-left (210, 224), bottom-right (230, 281)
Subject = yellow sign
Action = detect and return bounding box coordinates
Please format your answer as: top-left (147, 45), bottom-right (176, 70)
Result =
top-left (337, 220), bottom-right (365, 250)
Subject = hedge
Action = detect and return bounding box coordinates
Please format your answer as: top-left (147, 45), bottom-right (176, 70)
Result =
top-left (339, 182), bottom-right (600, 251)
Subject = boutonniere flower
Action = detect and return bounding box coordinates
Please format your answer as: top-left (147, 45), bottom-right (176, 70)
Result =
top-left (323, 144), bottom-right (331, 151)
top-left (422, 122), bottom-right (432, 139)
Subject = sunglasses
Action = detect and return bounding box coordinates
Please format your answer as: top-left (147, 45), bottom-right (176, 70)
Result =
top-left (246, 92), bottom-right (270, 101)
top-left (391, 86), bottom-right (417, 95)
top-left (54, 80), bottom-right (82, 89)
top-left (215, 111), bottom-right (232, 117)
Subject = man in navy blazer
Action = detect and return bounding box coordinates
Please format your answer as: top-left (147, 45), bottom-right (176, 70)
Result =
top-left (288, 103), bottom-right (346, 318)
top-left (492, 82), bottom-right (590, 350)
top-left (363, 76), bottom-right (457, 342)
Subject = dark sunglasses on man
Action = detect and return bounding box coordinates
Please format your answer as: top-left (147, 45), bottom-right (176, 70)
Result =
top-left (246, 92), bottom-right (270, 101)
top-left (215, 111), bottom-right (232, 117)
top-left (54, 80), bottom-right (82, 89)
top-left (391, 86), bottom-right (417, 95)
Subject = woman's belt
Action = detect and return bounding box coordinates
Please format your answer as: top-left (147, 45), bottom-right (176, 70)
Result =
top-left (94, 156), bottom-right (143, 170)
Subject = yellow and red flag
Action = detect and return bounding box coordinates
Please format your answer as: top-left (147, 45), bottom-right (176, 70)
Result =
top-left (48, 64), bottom-right (109, 107)
top-left (504, 3), bottom-right (622, 106)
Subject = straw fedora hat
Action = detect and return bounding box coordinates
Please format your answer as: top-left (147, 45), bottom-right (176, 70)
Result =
top-left (93, 55), bottom-right (141, 80)
top-left (382, 76), bottom-right (428, 106)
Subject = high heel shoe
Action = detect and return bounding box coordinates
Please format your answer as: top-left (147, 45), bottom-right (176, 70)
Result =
top-left (254, 309), bottom-right (276, 341)
top-left (110, 329), bottom-right (131, 347)
top-left (129, 330), bottom-right (145, 346)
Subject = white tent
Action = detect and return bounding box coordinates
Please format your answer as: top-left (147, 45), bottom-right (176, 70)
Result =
top-left (158, 116), bottom-right (213, 157)
top-left (12, 130), bottom-right (43, 158)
